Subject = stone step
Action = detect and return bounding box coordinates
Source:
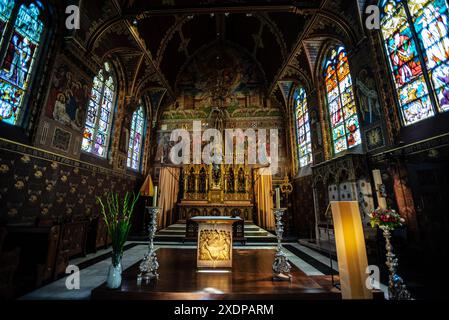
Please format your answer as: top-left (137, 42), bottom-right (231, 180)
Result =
top-left (155, 221), bottom-right (276, 242)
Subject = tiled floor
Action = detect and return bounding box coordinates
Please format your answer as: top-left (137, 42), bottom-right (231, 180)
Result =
top-left (21, 241), bottom-right (388, 300)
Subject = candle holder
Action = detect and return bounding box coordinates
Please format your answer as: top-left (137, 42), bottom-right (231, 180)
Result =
top-left (272, 208), bottom-right (292, 281)
top-left (381, 227), bottom-right (412, 300)
top-left (137, 206), bottom-right (160, 284)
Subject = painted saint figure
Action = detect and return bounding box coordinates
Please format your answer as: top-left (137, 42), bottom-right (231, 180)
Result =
top-left (7, 36), bottom-right (31, 87)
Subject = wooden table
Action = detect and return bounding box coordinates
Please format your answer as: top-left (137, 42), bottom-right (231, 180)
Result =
top-left (91, 248), bottom-right (349, 300)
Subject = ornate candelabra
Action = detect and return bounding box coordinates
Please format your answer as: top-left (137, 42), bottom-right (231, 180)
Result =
top-left (272, 208), bottom-right (292, 281)
top-left (381, 227), bottom-right (412, 300)
top-left (137, 206), bottom-right (160, 284)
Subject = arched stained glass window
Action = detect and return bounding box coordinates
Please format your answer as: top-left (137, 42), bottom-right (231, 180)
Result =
top-left (324, 45), bottom-right (362, 154)
top-left (127, 105), bottom-right (145, 171)
top-left (293, 86), bottom-right (312, 167)
top-left (0, 0), bottom-right (44, 125)
top-left (380, 0), bottom-right (449, 125)
top-left (82, 62), bottom-right (116, 158)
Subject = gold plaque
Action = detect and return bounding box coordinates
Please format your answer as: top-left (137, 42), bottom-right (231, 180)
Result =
top-left (197, 224), bottom-right (232, 268)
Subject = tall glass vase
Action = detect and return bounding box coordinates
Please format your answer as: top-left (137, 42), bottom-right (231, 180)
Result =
top-left (106, 252), bottom-right (123, 289)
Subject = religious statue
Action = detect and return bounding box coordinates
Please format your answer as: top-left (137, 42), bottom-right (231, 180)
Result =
top-left (227, 168), bottom-right (235, 193)
top-left (356, 69), bottom-right (381, 125)
top-left (212, 164), bottom-right (221, 187)
top-left (237, 168), bottom-right (245, 193)
top-left (187, 167), bottom-right (196, 193)
top-left (199, 168), bottom-right (207, 194)
top-left (210, 106), bottom-right (226, 133)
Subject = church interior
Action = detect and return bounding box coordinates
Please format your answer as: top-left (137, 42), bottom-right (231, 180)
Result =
top-left (0, 0), bottom-right (449, 303)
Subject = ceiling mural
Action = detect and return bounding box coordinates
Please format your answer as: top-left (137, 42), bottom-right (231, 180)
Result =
top-left (162, 44), bottom-right (279, 120)
top-left (69, 0), bottom-right (366, 113)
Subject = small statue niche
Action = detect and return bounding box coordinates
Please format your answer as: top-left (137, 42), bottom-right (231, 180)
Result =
top-left (238, 167), bottom-right (246, 193)
top-left (188, 167), bottom-right (196, 193)
top-left (199, 168), bottom-right (207, 194)
top-left (227, 168), bottom-right (235, 193)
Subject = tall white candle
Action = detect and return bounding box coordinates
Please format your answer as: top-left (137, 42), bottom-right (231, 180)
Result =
top-left (275, 187), bottom-right (281, 209)
top-left (153, 186), bottom-right (158, 207)
top-left (372, 169), bottom-right (387, 209)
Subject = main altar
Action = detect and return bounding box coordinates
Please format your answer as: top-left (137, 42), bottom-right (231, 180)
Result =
top-left (179, 163), bottom-right (254, 221)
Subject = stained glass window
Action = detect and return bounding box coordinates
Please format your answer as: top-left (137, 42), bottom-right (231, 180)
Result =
top-left (324, 45), bottom-right (362, 154)
top-left (380, 0), bottom-right (449, 125)
top-left (0, 1), bottom-right (44, 125)
top-left (127, 105), bottom-right (145, 171)
top-left (81, 62), bottom-right (116, 158)
top-left (293, 86), bottom-right (312, 167)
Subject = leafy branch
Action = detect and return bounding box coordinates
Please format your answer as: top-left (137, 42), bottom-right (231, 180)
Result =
top-left (97, 192), bottom-right (140, 264)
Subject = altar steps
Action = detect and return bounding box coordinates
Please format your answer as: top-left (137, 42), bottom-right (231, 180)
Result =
top-left (152, 221), bottom-right (277, 243)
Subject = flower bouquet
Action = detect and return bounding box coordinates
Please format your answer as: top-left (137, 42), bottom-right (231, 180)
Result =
top-left (368, 207), bottom-right (411, 299)
top-left (368, 207), bottom-right (405, 231)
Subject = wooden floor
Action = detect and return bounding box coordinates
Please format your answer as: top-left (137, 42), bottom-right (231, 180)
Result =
top-left (91, 248), bottom-right (345, 300)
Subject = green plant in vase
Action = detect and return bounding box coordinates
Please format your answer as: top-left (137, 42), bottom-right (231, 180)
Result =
top-left (368, 207), bottom-right (411, 300)
top-left (97, 192), bottom-right (139, 289)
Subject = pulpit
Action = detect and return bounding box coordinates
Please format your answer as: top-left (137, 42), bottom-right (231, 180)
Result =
top-left (190, 216), bottom-right (242, 269)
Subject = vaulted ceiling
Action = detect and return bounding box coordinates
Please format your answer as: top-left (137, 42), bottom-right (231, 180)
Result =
top-left (76, 0), bottom-right (365, 112)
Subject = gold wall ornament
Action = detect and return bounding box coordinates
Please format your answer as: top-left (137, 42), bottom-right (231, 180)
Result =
top-left (14, 180), bottom-right (25, 190)
top-left (40, 204), bottom-right (53, 216)
top-left (280, 175), bottom-right (293, 195)
top-left (20, 155), bottom-right (31, 164)
top-left (77, 194), bottom-right (86, 204)
top-left (8, 208), bottom-right (18, 217)
top-left (73, 167), bottom-right (80, 175)
top-left (0, 164), bottom-right (10, 173)
top-left (45, 179), bottom-right (56, 192)
top-left (60, 175), bottom-right (68, 183)
top-left (51, 161), bottom-right (59, 170)
top-left (69, 183), bottom-right (78, 194)
top-left (29, 194), bottom-right (38, 203)
top-left (34, 170), bottom-right (43, 179)
top-left (56, 192), bottom-right (66, 204)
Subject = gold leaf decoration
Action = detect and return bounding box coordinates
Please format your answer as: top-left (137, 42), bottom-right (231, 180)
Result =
top-left (34, 170), bottom-right (43, 179)
top-left (14, 180), bottom-right (25, 190)
top-left (0, 164), bottom-right (10, 173)
top-left (8, 208), bottom-right (18, 217)
top-left (20, 155), bottom-right (31, 164)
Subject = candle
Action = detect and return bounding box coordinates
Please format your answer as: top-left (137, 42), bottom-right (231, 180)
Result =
top-left (275, 187), bottom-right (280, 209)
top-left (153, 186), bottom-right (158, 207)
top-left (372, 170), bottom-right (387, 209)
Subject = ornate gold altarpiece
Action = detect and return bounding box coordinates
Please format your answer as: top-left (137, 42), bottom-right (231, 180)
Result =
top-left (179, 164), bottom-right (253, 221)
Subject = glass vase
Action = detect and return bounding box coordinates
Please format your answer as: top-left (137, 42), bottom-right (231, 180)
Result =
top-left (106, 252), bottom-right (123, 289)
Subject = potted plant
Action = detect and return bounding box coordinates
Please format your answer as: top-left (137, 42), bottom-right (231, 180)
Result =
top-left (97, 191), bottom-right (139, 289)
